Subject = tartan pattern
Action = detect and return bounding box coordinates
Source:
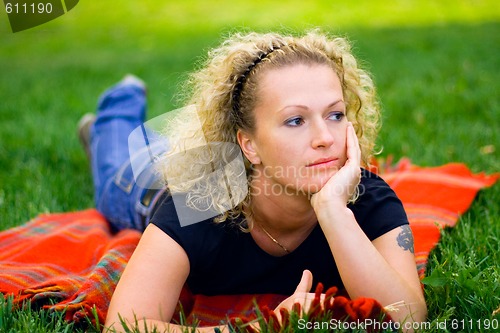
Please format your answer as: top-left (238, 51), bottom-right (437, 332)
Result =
top-left (376, 159), bottom-right (499, 278)
top-left (0, 209), bottom-right (141, 326)
top-left (0, 161), bottom-right (497, 327)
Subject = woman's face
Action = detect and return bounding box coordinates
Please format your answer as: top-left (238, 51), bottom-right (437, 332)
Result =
top-left (239, 63), bottom-right (349, 195)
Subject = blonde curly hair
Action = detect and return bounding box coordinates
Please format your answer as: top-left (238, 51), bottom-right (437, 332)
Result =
top-left (160, 29), bottom-right (380, 227)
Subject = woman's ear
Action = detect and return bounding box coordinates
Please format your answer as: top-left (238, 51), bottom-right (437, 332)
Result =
top-left (237, 130), bottom-right (261, 165)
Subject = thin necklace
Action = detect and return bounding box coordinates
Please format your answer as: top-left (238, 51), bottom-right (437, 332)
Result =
top-left (259, 224), bottom-right (290, 254)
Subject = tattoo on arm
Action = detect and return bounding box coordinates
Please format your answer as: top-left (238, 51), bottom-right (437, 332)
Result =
top-left (396, 225), bottom-right (414, 253)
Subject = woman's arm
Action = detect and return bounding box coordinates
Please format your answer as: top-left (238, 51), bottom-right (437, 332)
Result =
top-left (310, 123), bottom-right (427, 327)
top-left (317, 207), bottom-right (426, 324)
top-left (105, 224), bottom-right (192, 332)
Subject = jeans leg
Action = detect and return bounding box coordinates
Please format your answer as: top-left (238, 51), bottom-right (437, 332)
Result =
top-left (90, 80), bottom-right (147, 231)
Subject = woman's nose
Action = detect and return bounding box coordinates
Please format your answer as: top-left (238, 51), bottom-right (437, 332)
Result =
top-left (311, 120), bottom-right (334, 149)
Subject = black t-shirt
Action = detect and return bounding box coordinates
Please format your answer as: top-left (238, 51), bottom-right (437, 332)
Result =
top-left (150, 169), bottom-right (408, 296)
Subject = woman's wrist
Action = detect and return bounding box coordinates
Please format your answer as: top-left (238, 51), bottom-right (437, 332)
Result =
top-left (313, 201), bottom-right (354, 226)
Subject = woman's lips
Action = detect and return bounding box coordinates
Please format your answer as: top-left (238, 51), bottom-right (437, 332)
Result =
top-left (306, 158), bottom-right (339, 168)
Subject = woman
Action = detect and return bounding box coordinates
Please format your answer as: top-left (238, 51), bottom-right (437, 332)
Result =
top-left (93, 30), bottom-right (427, 332)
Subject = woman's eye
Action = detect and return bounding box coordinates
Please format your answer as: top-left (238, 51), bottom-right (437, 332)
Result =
top-left (285, 117), bottom-right (304, 127)
top-left (328, 112), bottom-right (345, 121)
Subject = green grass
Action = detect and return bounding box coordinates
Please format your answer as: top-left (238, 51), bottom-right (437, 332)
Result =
top-left (0, 1), bottom-right (499, 332)
top-left (0, 295), bottom-right (98, 333)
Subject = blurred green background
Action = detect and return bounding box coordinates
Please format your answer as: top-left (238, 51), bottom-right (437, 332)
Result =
top-left (0, 0), bottom-right (498, 226)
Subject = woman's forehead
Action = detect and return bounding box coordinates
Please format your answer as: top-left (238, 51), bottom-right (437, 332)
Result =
top-left (252, 64), bottom-right (344, 115)
top-left (257, 64), bottom-right (342, 96)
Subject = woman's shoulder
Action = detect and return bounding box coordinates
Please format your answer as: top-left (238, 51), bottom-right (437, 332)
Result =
top-left (356, 168), bottom-right (402, 201)
top-left (150, 193), bottom-right (227, 237)
top-left (149, 193), bottom-right (244, 260)
top-left (359, 168), bottom-right (390, 188)
top-left (350, 168), bottom-right (409, 240)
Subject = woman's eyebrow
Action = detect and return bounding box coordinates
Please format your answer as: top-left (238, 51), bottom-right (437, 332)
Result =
top-left (327, 100), bottom-right (346, 109)
top-left (278, 99), bottom-right (345, 113)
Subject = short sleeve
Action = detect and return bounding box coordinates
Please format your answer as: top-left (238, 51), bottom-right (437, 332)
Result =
top-left (349, 169), bottom-right (409, 240)
top-left (149, 194), bottom-right (223, 271)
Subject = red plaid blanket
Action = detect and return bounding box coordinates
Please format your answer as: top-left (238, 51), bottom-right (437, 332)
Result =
top-left (0, 161), bottom-right (497, 329)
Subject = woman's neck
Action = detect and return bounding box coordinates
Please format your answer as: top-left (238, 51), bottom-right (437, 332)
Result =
top-left (250, 187), bottom-right (317, 231)
top-left (247, 175), bottom-right (318, 255)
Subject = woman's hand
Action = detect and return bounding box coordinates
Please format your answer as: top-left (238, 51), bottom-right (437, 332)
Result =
top-left (273, 270), bottom-right (325, 323)
top-left (310, 122), bottom-right (361, 213)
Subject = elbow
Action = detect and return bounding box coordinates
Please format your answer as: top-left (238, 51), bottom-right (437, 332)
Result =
top-left (104, 316), bottom-right (124, 333)
top-left (388, 298), bottom-right (427, 332)
top-left (411, 291), bottom-right (428, 323)
top-left (415, 299), bottom-right (428, 323)
top-left (409, 301), bottom-right (428, 325)
top-left (105, 312), bottom-right (136, 333)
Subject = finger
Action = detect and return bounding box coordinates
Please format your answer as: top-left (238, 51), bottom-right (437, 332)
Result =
top-left (294, 292), bottom-right (313, 307)
top-left (294, 270), bottom-right (313, 294)
top-left (346, 123), bottom-right (361, 166)
top-left (352, 124), bottom-right (361, 162)
top-left (293, 293), bottom-right (325, 304)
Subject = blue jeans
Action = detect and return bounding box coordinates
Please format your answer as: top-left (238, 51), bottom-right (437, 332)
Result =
top-left (90, 81), bottom-right (163, 231)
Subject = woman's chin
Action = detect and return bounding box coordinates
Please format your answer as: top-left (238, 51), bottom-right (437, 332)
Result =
top-left (295, 175), bottom-right (335, 195)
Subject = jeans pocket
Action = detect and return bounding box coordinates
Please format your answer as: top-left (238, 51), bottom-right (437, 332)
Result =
top-left (113, 160), bottom-right (135, 194)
